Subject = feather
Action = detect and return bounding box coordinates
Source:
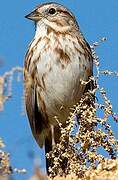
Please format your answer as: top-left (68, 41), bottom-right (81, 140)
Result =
top-left (25, 80), bottom-right (46, 147)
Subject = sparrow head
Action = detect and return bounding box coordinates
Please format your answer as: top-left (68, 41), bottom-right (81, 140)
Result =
top-left (25, 2), bottom-right (78, 31)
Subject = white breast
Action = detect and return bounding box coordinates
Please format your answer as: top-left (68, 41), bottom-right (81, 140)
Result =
top-left (30, 23), bottom-right (91, 125)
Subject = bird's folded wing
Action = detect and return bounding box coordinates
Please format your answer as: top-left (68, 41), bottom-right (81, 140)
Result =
top-left (25, 83), bottom-right (46, 147)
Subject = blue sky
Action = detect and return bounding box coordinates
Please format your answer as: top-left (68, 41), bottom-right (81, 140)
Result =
top-left (0, 0), bottom-right (118, 179)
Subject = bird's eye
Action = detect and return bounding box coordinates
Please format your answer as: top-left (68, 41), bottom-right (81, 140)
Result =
top-left (48, 8), bottom-right (56, 15)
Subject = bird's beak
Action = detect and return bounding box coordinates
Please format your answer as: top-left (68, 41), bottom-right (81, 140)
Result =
top-left (25, 10), bottom-right (41, 21)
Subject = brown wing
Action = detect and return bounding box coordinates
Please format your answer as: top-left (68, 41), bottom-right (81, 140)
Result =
top-left (24, 48), bottom-right (52, 148)
top-left (24, 77), bottom-right (45, 147)
top-left (24, 38), bottom-right (52, 147)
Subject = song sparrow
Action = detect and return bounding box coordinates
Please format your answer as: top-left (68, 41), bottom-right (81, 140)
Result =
top-left (24, 2), bottom-right (93, 171)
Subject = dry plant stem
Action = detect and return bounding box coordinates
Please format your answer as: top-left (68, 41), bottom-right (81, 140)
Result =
top-left (47, 38), bottom-right (118, 178)
top-left (0, 141), bottom-right (27, 176)
top-left (0, 139), bottom-right (11, 175)
top-left (47, 159), bottom-right (118, 180)
top-left (0, 151), bottom-right (12, 175)
top-left (0, 67), bottom-right (23, 111)
top-left (100, 70), bottom-right (118, 77)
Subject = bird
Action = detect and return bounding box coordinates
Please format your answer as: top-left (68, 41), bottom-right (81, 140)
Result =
top-left (24, 2), bottom-right (93, 173)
